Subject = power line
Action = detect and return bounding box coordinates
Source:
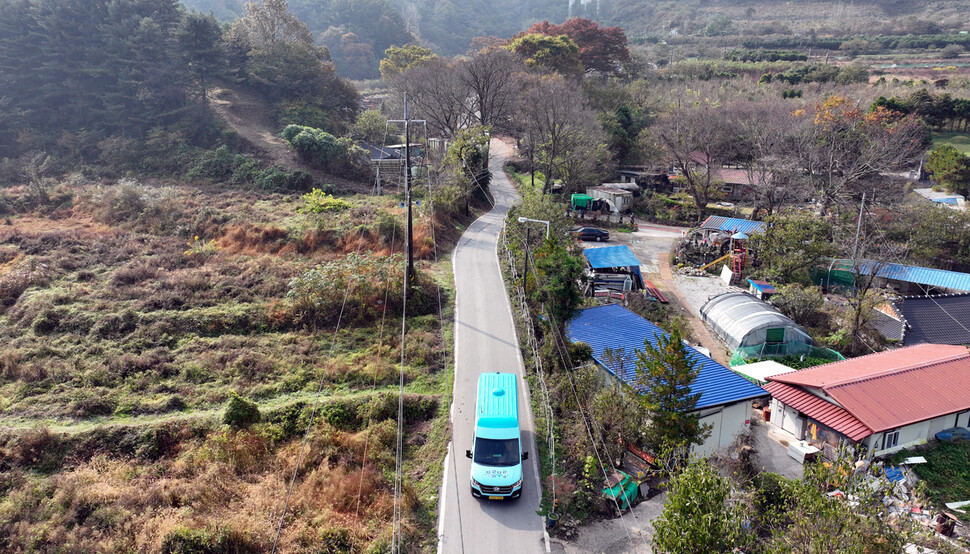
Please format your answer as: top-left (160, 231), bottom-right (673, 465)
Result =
top-left (271, 217), bottom-right (374, 554)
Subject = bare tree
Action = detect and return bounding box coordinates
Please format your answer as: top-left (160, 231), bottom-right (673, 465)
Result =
top-left (655, 104), bottom-right (740, 223)
top-left (457, 49), bottom-right (522, 133)
top-left (393, 58), bottom-right (472, 138)
top-left (795, 97), bottom-right (926, 216)
top-left (517, 73), bottom-right (607, 192)
top-left (734, 101), bottom-right (810, 219)
top-left (226, 0), bottom-right (313, 48)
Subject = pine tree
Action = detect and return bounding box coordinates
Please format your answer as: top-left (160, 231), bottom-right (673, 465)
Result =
top-left (634, 328), bottom-right (710, 453)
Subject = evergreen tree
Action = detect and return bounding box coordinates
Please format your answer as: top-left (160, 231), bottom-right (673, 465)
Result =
top-left (634, 328), bottom-right (710, 453)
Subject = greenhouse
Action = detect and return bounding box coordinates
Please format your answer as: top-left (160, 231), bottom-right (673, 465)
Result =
top-left (700, 292), bottom-right (816, 363)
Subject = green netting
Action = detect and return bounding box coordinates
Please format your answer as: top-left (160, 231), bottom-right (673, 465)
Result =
top-left (812, 259), bottom-right (859, 294)
top-left (730, 342), bottom-right (845, 367)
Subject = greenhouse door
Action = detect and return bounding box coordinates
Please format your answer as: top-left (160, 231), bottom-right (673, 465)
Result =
top-left (765, 328), bottom-right (785, 344)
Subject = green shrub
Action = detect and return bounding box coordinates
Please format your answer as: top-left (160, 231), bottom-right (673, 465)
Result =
top-left (223, 392), bottom-right (261, 429)
top-left (255, 167), bottom-right (314, 191)
top-left (160, 526), bottom-right (236, 554)
top-left (188, 146), bottom-right (261, 185)
top-left (280, 125), bottom-right (366, 177)
top-left (751, 472), bottom-right (795, 522)
top-left (298, 188), bottom-right (351, 213)
top-left (274, 99), bottom-right (331, 130)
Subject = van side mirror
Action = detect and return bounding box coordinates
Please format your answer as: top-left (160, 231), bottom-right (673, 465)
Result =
top-left (522, 451), bottom-right (529, 461)
top-left (465, 449), bottom-right (472, 459)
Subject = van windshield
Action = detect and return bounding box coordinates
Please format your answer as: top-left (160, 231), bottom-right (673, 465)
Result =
top-left (473, 438), bottom-right (520, 466)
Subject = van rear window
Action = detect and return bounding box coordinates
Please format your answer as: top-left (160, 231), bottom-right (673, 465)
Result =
top-left (473, 438), bottom-right (519, 466)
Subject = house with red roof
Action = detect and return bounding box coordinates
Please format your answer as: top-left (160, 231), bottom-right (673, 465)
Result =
top-left (763, 344), bottom-right (970, 459)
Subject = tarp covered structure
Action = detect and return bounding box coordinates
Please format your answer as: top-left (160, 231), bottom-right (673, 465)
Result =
top-left (701, 292), bottom-right (812, 351)
top-left (583, 245), bottom-right (644, 289)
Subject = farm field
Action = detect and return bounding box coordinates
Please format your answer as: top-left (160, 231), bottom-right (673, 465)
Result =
top-left (0, 181), bottom-right (456, 552)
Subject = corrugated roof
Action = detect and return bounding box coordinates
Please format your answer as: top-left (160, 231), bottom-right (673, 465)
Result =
top-left (763, 382), bottom-right (872, 441)
top-left (567, 304), bottom-right (766, 409)
top-left (699, 215), bottom-right (766, 236)
top-left (583, 245), bottom-right (642, 269)
top-left (894, 293), bottom-right (970, 346)
top-left (767, 344), bottom-right (970, 433)
top-left (848, 259), bottom-right (970, 293)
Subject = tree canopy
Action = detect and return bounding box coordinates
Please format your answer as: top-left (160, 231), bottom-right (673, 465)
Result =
top-left (525, 18), bottom-right (630, 74)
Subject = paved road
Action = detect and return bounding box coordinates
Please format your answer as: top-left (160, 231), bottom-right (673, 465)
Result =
top-left (438, 140), bottom-right (546, 553)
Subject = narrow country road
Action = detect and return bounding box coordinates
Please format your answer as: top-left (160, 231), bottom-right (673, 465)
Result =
top-left (438, 139), bottom-right (546, 553)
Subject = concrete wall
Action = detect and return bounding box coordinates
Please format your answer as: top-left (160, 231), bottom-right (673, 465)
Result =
top-left (694, 400), bottom-right (752, 457)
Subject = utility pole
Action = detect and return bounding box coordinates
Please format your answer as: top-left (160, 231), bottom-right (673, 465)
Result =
top-left (852, 191), bottom-right (865, 261)
top-left (405, 93), bottom-right (414, 292)
top-left (522, 226), bottom-right (531, 290)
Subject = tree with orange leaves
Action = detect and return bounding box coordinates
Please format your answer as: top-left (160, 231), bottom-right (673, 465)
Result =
top-left (796, 96), bottom-right (927, 215)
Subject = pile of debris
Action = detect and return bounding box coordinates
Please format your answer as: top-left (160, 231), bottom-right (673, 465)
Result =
top-left (677, 265), bottom-right (711, 277)
top-left (831, 458), bottom-right (968, 548)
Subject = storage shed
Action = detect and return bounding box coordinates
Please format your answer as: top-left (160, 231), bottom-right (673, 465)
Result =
top-left (700, 292), bottom-right (812, 354)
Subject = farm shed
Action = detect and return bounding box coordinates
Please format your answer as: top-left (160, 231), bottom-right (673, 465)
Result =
top-left (816, 259), bottom-right (970, 295)
top-left (582, 245), bottom-right (644, 292)
top-left (700, 292), bottom-right (813, 355)
top-left (586, 185), bottom-right (634, 213)
top-left (764, 344), bottom-right (970, 459)
top-left (567, 304), bottom-right (766, 457)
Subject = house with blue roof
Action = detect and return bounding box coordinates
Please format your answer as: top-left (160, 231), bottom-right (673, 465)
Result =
top-left (567, 304), bottom-right (766, 456)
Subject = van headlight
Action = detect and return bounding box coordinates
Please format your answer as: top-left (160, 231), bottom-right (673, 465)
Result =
top-left (512, 478), bottom-right (523, 489)
top-left (471, 478), bottom-right (483, 489)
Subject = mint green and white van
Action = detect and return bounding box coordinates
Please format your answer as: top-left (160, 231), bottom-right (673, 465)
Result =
top-left (466, 372), bottom-right (528, 500)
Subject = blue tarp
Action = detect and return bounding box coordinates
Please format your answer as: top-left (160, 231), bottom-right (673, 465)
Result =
top-left (700, 215), bottom-right (766, 236)
top-left (567, 304), bottom-right (766, 409)
top-left (583, 245), bottom-right (643, 287)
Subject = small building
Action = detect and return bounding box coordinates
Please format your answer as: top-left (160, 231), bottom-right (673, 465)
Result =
top-left (700, 292), bottom-right (814, 360)
top-left (764, 344), bottom-right (970, 459)
top-left (747, 279), bottom-right (777, 300)
top-left (582, 245), bottom-right (644, 293)
top-left (731, 359), bottom-right (795, 386)
top-left (567, 304), bottom-right (766, 457)
top-left (914, 187), bottom-right (966, 210)
top-left (875, 293), bottom-right (970, 346)
top-left (586, 185), bottom-right (634, 213)
top-left (816, 259), bottom-right (970, 295)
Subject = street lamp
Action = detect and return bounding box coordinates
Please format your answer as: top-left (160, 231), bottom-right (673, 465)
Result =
top-left (516, 217), bottom-right (550, 240)
top-left (516, 217), bottom-right (550, 288)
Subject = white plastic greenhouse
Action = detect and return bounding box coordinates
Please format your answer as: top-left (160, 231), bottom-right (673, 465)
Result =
top-left (700, 292), bottom-right (813, 351)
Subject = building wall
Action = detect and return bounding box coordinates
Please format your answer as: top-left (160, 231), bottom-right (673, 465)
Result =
top-left (694, 400), bottom-right (751, 457)
top-left (769, 398), bottom-right (805, 439)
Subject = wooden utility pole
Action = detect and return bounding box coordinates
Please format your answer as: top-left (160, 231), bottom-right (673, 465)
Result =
top-left (405, 94), bottom-right (414, 290)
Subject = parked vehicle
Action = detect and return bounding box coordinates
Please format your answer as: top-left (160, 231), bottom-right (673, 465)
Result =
top-left (574, 227), bottom-right (610, 242)
top-left (467, 373), bottom-right (528, 500)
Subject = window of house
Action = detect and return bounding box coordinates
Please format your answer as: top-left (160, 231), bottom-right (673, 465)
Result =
top-left (765, 327), bottom-right (785, 344)
top-left (883, 429), bottom-right (900, 450)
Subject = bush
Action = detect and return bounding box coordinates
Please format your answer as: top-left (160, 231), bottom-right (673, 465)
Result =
top-left (187, 146), bottom-right (261, 185)
top-left (223, 392), bottom-right (261, 429)
top-left (280, 125), bottom-right (367, 177)
top-left (298, 188), bottom-right (350, 213)
top-left (771, 283), bottom-right (824, 326)
top-left (160, 526), bottom-right (241, 554)
top-left (255, 167), bottom-right (314, 191)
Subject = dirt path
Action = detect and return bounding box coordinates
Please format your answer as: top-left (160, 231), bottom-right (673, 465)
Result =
top-left (208, 87), bottom-right (370, 193)
top-left (657, 255), bottom-right (731, 366)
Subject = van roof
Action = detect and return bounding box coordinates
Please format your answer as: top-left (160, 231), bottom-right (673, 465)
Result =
top-left (477, 373), bottom-right (518, 428)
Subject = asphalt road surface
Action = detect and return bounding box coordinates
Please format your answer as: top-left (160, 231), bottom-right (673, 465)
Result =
top-left (437, 140), bottom-right (546, 553)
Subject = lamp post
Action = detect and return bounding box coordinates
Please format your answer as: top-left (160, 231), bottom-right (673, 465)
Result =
top-left (516, 217), bottom-right (550, 239)
top-left (517, 217), bottom-right (550, 289)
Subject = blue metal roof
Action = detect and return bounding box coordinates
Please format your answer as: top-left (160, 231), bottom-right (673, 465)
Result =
top-left (582, 245), bottom-right (642, 269)
top-left (699, 215), bottom-right (766, 236)
top-left (855, 260), bottom-right (970, 293)
top-left (934, 197), bottom-right (959, 205)
top-left (747, 279), bottom-right (777, 294)
top-left (566, 304), bottom-right (765, 409)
